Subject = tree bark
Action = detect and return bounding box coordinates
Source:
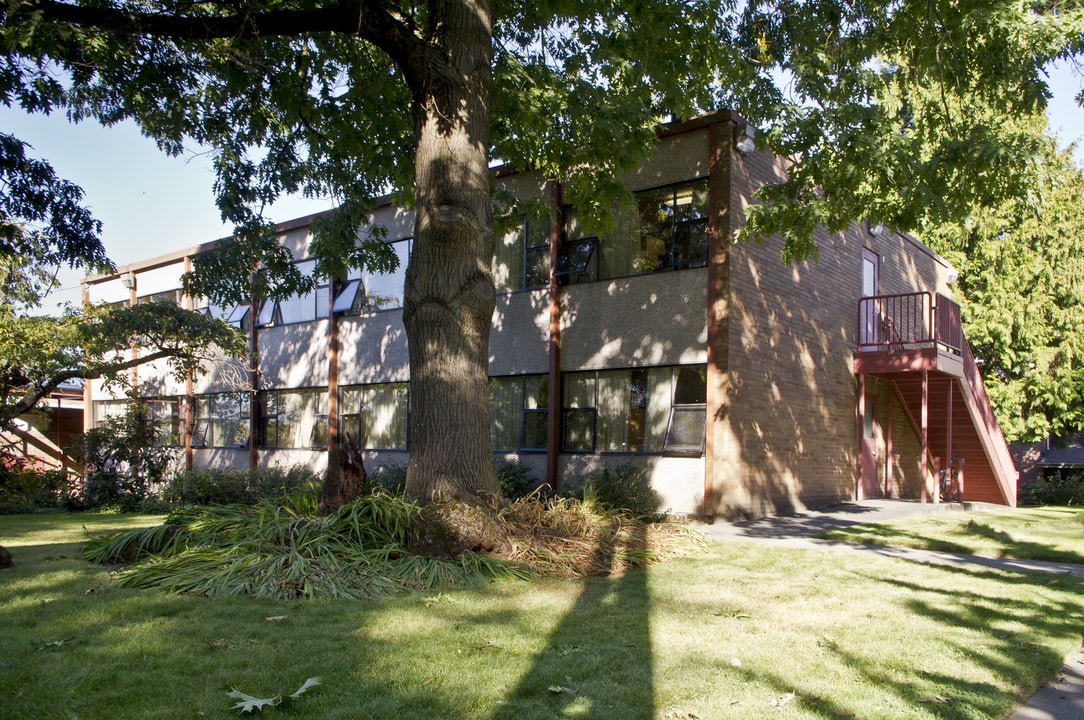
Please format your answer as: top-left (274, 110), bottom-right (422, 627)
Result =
top-left (401, 0), bottom-right (498, 503)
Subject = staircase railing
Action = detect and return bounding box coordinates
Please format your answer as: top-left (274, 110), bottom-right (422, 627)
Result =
top-left (857, 291), bottom-right (963, 355)
top-left (960, 338), bottom-right (1018, 504)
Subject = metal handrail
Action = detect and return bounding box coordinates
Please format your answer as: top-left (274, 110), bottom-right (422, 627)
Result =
top-left (857, 291), bottom-right (962, 355)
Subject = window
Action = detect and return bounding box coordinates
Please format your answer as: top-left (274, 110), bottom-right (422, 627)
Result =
top-left (259, 388), bottom-right (328, 449)
top-left (225, 304), bottom-right (251, 330)
top-left (93, 400), bottom-right (128, 427)
top-left (194, 392), bottom-right (250, 448)
top-left (258, 260), bottom-right (330, 326)
top-left (493, 216), bottom-right (550, 292)
top-left (554, 237), bottom-right (598, 284)
top-left (489, 375), bottom-right (548, 451)
top-left (340, 383), bottom-right (409, 450)
top-left (663, 366), bottom-right (707, 454)
top-left (561, 365), bottom-right (706, 454)
top-left (566, 179), bottom-right (709, 281)
top-left (138, 289), bottom-right (182, 305)
top-left (332, 279), bottom-right (363, 314)
top-left (143, 399), bottom-right (180, 446)
top-left (359, 239), bottom-right (412, 310)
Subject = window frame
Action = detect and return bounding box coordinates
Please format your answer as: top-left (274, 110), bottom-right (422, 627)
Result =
top-left (559, 364), bottom-right (707, 457)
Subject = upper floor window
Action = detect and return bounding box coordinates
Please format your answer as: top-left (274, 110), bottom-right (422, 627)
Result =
top-left (358, 238), bottom-right (412, 310)
top-left (494, 216), bottom-right (550, 292)
top-left (142, 399), bottom-right (181, 447)
top-left (258, 260), bottom-right (329, 326)
top-left (138, 289), bottom-right (182, 306)
top-left (564, 179), bottom-right (709, 282)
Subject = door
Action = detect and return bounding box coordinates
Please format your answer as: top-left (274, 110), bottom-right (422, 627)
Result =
top-left (859, 389), bottom-right (881, 498)
top-left (860, 249), bottom-right (880, 346)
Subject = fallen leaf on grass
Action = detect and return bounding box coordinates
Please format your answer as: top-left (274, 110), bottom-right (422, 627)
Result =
top-left (918, 695), bottom-right (953, 704)
top-left (226, 677), bottom-right (320, 713)
top-left (35, 638), bottom-right (73, 651)
top-left (289, 677), bottom-right (321, 698)
top-left (226, 689), bottom-right (280, 713)
top-left (264, 616), bottom-right (286, 622)
top-left (548, 686), bottom-right (576, 695)
top-left (769, 692), bottom-right (795, 707)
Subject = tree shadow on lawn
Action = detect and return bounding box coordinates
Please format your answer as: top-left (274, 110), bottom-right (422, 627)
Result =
top-left (841, 563), bottom-right (1084, 718)
top-left (960, 518), bottom-right (1084, 564)
top-left (819, 523), bottom-right (977, 555)
top-left (490, 523), bottom-right (654, 720)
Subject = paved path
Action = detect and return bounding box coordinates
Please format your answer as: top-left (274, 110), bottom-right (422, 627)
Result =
top-left (691, 500), bottom-right (1084, 720)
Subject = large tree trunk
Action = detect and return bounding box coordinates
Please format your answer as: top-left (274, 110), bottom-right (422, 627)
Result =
top-left (402, 0), bottom-right (499, 503)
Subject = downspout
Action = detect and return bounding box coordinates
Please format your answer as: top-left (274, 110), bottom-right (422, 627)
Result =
top-left (248, 278), bottom-right (260, 470)
top-left (81, 282), bottom-right (92, 436)
top-left (545, 180), bottom-right (564, 492)
top-left (885, 393), bottom-right (894, 497)
top-left (327, 279), bottom-right (340, 461)
top-left (183, 256), bottom-right (194, 472)
top-left (128, 273), bottom-right (139, 391)
top-left (857, 373), bottom-right (867, 499)
top-left (921, 369), bottom-right (929, 503)
top-left (945, 377), bottom-right (953, 499)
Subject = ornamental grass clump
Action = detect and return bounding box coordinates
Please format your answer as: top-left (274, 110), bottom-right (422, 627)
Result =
top-left (83, 490), bottom-right (705, 599)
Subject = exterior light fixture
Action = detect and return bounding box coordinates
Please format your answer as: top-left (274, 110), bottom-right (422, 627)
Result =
top-left (120, 273), bottom-right (136, 289)
top-left (867, 220), bottom-right (884, 237)
top-left (946, 268), bottom-right (959, 284)
top-left (735, 124), bottom-right (756, 155)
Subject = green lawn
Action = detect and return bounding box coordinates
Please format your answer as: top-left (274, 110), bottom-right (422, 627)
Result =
top-left (817, 506), bottom-right (1084, 563)
top-left (2, 512), bottom-right (1082, 719)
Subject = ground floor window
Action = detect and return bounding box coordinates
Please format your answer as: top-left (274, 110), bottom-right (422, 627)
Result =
top-left (259, 388), bottom-right (328, 449)
top-left (561, 365), bottom-right (706, 454)
top-left (340, 382), bottom-right (409, 450)
top-left (92, 399), bottom-right (129, 427)
top-left (489, 374), bottom-right (548, 452)
top-left (193, 392), bottom-right (250, 448)
top-left (143, 399), bottom-right (181, 446)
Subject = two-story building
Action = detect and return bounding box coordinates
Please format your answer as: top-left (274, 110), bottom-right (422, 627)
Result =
top-left (83, 111), bottom-right (1017, 518)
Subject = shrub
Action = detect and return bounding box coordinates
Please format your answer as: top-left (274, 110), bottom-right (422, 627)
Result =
top-left (566, 464), bottom-right (661, 519)
top-left (367, 463), bottom-right (407, 496)
top-left (161, 466), bottom-right (321, 506)
top-left (0, 457), bottom-right (73, 513)
top-left (496, 459), bottom-right (538, 499)
top-left (71, 402), bottom-right (177, 511)
top-left (1019, 470), bottom-right (1084, 506)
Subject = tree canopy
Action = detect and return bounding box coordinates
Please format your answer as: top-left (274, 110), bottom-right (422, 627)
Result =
top-left (2, 0), bottom-right (1082, 499)
top-left (0, 127), bottom-right (246, 430)
top-left (923, 127), bottom-right (1084, 444)
top-left (0, 301), bottom-right (246, 428)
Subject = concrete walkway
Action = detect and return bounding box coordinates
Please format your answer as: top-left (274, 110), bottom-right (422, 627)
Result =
top-left (691, 500), bottom-right (1084, 720)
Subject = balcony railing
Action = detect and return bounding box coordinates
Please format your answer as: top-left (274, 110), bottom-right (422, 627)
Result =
top-left (857, 292), bottom-right (963, 355)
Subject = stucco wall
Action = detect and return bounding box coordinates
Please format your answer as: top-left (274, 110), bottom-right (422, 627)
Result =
top-left (559, 269), bottom-right (708, 371)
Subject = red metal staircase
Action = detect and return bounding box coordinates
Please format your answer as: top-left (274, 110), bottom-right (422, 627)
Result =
top-left (854, 292), bottom-right (1017, 506)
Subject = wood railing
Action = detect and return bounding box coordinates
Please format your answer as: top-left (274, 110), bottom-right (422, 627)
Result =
top-left (857, 292), bottom-right (962, 355)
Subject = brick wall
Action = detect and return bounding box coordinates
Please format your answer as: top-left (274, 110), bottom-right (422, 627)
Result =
top-left (708, 122), bottom-right (953, 517)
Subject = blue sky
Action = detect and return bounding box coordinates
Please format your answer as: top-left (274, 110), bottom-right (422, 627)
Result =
top-left (3, 61), bottom-right (1081, 311)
